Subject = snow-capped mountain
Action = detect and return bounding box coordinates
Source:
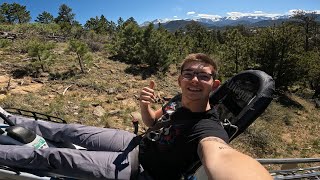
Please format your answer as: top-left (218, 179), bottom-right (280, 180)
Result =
top-left (141, 18), bottom-right (180, 27)
top-left (141, 12), bottom-right (320, 31)
top-left (196, 17), bottom-right (221, 24)
top-left (141, 14), bottom-right (291, 27)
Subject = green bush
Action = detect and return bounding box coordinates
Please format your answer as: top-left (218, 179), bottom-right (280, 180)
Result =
top-left (0, 39), bottom-right (12, 48)
top-left (0, 24), bottom-right (15, 32)
top-left (67, 39), bottom-right (91, 73)
top-left (13, 23), bottom-right (61, 36)
top-left (12, 39), bottom-right (29, 53)
top-left (27, 38), bottom-right (55, 74)
top-left (82, 30), bottom-right (108, 52)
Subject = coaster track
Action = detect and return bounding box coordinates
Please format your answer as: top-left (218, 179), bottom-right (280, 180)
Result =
top-left (257, 158), bottom-right (320, 179)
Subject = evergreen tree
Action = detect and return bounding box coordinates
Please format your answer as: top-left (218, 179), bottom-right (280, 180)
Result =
top-left (117, 17), bottom-right (124, 30)
top-left (108, 20), bottom-right (117, 35)
top-left (13, 3), bottom-right (31, 23)
top-left (254, 25), bottom-right (302, 89)
top-left (27, 39), bottom-right (55, 73)
top-left (70, 22), bottom-right (84, 39)
top-left (55, 4), bottom-right (76, 35)
top-left (0, 13), bottom-right (5, 23)
top-left (0, 3), bottom-right (13, 23)
top-left (185, 21), bottom-right (214, 54)
top-left (0, 2), bottom-right (31, 24)
top-left (216, 30), bottom-right (225, 44)
top-left (222, 29), bottom-right (245, 74)
top-left (173, 28), bottom-right (191, 60)
top-left (67, 39), bottom-right (91, 73)
top-left (84, 16), bottom-right (100, 32)
top-left (305, 51), bottom-right (320, 98)
top-left (55, 4), bottom-right (75, 24)
top-left (35, 11), bottom-right (54, 24)
top-left (124, 17), bottom-right (138, 26)
top-left (98, 15), bottom-right (109, 34)
top-left (292, 10), bottom-right (318, 51)
top-left (139, 23), bottom-right (180, 72)
top-left (116, 21), bottom-right (143, 64)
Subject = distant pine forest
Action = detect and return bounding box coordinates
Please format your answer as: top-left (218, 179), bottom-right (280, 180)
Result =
top-left (0, 3), bottom-right (319, 96)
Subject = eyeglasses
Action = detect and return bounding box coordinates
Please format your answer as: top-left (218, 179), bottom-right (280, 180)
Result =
top-left (181, 70), bottom-right (214, 82)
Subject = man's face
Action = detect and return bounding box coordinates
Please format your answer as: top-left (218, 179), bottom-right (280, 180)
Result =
top-left (178, 61), bottom-right (215, 102)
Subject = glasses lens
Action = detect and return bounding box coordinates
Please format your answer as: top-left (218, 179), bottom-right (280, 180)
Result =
top-left (182, 71), bottom-right (194, 80)
top-left (182, 70), bottom-right (212, 81)
top-left (197, 72), bottom-right (212, 81)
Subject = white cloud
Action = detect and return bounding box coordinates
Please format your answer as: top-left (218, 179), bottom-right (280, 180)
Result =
top-left (154, 9), bottom-right (320, 24)
top-left (187, 11), bottom-right (196, 15)
top-left (157, 17), bottom-right (181, 23)
top-left (186, 11), bottom-right (221, 20)
top-left (288, 9), bottom-right (320, 15)
top-left (197, 14), bottom-right (222, 19)
top-left (226, 11), bottom-right (282, 18)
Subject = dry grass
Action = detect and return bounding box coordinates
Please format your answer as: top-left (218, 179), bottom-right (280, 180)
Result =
top-left (0, 41), bottom-right (179, 130)
top-left (0, 41), bottom-right (319, 167)
top-left (232, 94), bottom-right (320, 160)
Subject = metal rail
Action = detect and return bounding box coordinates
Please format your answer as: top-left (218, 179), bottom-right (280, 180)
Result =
top-left (4, 108), bottom-right (66, 124)
top-left (256, 158), bottom-right (320, 179)
top-left (257, 158), bottom-right (320, 164)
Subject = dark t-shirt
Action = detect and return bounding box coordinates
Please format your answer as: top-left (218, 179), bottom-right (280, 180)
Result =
top-left (139, 96), bottom-right (229, 180)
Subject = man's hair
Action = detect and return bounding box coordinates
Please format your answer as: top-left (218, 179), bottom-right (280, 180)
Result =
top-left (180, 53), bottom-right (218, 78)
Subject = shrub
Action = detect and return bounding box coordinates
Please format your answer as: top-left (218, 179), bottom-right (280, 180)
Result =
top-left (0, 39), bottom-right (12, 48)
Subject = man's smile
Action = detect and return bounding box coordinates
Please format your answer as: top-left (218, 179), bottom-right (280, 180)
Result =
top-left (187, 87), bottom-right (202, 92)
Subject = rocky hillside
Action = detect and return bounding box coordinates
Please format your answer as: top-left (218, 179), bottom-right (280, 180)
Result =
top-left (0, 44), bottom-right (180, 131)
top-left (0, 41), bottom-right (319, 166)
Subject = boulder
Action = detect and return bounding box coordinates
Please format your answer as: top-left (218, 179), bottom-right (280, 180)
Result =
top-left (93, 106), bottom-right (106, 117)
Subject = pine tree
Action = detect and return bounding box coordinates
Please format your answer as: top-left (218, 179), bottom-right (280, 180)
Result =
top-left (84, 16), bottom-right (100, 32)
top-left (185, 21), bottom-right (211, 53)
top-left (55, 4), bottom-right (76, 35)
top-left (67, 40), bottom-right (91, 73)
top-left (223, 29), bottom-right (245, 73)
top-left (35, 11), bottom-right (54, 24)
top-left (0, 13), bottom-right (5, 23)
top-left (0, 2), bottom-right (31, 24)
top-left (55, 4), bottom-right (75, 24)
top-left (117, 17), bottom-right (124, 30)
top-left (98, 15), bottom-right (109, 34)
top-left (254, 25), bottom-right (302, 89)
top-left (292, 10), bottom-right (318, 51)
top-left (116, 22), bottom-right (143, 64)
top-left (27, 39), bottom-right (55, 73)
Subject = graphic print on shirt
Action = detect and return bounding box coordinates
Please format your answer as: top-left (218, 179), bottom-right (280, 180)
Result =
top-left (150, 101), bottom-right (184, 152)
top-left (164, 101), bottom-right (177, 114)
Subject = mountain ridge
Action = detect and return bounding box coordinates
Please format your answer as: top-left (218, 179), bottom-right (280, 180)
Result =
top-left (141, 13), bottom-right (320, 31)
top-left (141, 14), bottom-right (291, 27)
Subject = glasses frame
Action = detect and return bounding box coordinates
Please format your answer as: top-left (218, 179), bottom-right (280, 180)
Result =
top-left (181, 69), bottom-right (215, 82)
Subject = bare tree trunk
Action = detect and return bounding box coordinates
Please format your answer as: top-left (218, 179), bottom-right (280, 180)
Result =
top-left (38, 55), bottom-right (45, 72)
top-left (76, 53), bottom-right (85, 73)
top-left (235, 47), bottom-right (239, 73)
top-left (305, 23), bottom-right (309, 51)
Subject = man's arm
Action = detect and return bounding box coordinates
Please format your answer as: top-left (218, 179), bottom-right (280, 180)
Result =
top-left (139, 81), bottom-right (163, 127)
top-left (198, 136), bottom-right (272, 180)
top-left (140, 104), bottom-right (162, 127)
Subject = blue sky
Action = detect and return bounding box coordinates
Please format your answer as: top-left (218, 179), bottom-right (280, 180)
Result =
top-left (1, 0), bottom-right (320, 24)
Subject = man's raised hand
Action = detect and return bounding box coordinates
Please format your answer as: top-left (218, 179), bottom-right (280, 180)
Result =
top-left (140, 80), bottom-right (156, 105)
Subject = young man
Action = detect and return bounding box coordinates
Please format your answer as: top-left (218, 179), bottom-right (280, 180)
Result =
top-left (0, 53), bottom-right (272, 180)
top-left (139, 53), bottom-right (272, 179)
